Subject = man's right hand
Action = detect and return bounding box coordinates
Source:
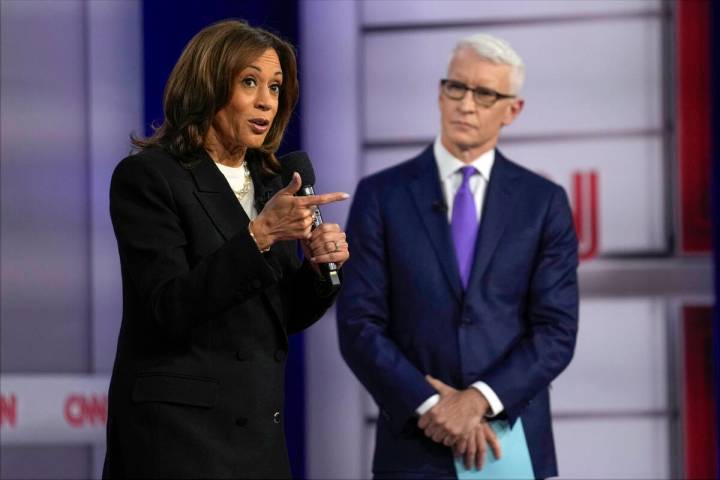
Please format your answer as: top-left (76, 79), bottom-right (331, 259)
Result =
top-left (250, 172), bottom-right (349, 250)
top-left (453, 421), bottom-right (501, 471)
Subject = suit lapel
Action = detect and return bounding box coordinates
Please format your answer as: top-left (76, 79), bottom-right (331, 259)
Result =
top-left (189, 152), bottom-right (285, 326)
top-left (190, 152), bottom-right (250, 241)
top-left (407, 147), bottom-right (463, 302)
top-left (466, 151), bottom-right (521, 290)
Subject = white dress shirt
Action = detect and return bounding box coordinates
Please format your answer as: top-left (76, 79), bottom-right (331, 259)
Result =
top-left (415, 137), bottom-right (504, 418)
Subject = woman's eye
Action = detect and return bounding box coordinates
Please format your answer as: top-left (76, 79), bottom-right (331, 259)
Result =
top-left (242, 77), bottom-right (257, 87)
top-left (270, 83), bottom-right (281, 94)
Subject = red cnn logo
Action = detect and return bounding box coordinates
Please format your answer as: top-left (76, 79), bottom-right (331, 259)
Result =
top-left (63, 394), bottom-right (108, 428)
top-left (571, 171), bottom-right (599, 261)
top-left (0, 394), bottom-right (18, 428)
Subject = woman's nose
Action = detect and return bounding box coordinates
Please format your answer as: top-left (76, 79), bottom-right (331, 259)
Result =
top-left (255, 89), bottom-right (272, 111)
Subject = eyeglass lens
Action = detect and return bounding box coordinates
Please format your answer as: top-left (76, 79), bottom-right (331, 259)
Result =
top-left (443, 80), bottom-right (498, 106)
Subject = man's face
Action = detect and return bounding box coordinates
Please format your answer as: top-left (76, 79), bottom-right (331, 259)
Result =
top-left (439, 47), bottom-right (523, 161)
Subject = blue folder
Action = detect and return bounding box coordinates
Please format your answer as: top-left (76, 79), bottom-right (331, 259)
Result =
top-left (453, 418), bottom-right (534, 479)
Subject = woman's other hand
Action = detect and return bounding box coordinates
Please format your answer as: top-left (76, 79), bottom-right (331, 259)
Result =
top-left (302, 223), bottom-right (349, 269)
top-left (250, 172), bottom-right (348, 250)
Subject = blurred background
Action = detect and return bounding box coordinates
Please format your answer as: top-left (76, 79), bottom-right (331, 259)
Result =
top-left (1, 0), bottom-right (717, 479)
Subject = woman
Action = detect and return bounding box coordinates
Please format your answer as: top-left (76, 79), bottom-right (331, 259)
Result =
top-left (103, 20), bottom-right (349, 479)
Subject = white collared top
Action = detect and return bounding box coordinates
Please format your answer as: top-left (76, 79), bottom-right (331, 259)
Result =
top-left (433, 136), bottom-right (494, 222)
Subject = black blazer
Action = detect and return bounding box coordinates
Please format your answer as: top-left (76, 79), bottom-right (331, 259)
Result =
top-left (102, 148), bottom-right (336, 479)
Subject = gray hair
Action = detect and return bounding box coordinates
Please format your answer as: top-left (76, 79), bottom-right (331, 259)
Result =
top-left (452, 33), bottom-right (525, 94)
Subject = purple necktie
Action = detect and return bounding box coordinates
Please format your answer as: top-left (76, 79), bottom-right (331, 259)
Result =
top-left (451, 166), bottom-right (478, 288)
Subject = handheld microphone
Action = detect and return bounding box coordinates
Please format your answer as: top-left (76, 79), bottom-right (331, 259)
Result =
top-left (279, 151), bottom-right (341, 287)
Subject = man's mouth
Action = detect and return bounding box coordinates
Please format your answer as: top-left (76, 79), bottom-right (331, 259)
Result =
top-left (452, 121), bottom-right (476, 130)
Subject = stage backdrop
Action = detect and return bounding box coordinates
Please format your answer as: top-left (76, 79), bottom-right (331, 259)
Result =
top-left (300, 1), bottom-right (715, 479)
top-left (0, 1), bottom-right (307, 478)
top-left (1, 1), bottom-right (716, 479)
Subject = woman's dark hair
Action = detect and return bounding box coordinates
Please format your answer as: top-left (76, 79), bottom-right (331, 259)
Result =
top-left (132, 19), bottom-right (299, 173)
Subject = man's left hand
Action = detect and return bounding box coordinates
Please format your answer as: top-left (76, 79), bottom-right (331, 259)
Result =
top-left (417, 375), bottom-right (490, 446)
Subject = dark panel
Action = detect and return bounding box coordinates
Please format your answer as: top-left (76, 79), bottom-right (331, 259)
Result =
top-left (141, 1), bottom-right (305, 477)
top-left (710, 0), bottom-right (720, 476)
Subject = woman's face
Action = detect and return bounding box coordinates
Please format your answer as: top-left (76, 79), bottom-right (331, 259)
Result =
top-left (213, 48), bottom-right (283, 150)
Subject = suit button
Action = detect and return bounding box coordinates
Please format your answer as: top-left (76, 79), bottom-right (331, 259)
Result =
top-left (236, 351), bottom-right (251, 361)
top-left (273, 411), bottom-right (281, 424)
top-left (274, 350), bottom-right (287, 362)
top-left (251, 279), bottom-right (262, 289)
top-left (462, 316), bottom-right (472, 325)
top-left (235, 417), bottom-right (247, 427)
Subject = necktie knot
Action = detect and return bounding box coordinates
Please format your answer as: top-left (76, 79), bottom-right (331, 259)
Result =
top-left (458, 166), bottom-right (477, 188)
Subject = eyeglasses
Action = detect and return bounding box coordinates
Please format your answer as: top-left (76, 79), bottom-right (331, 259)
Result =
top-left (440, 79), bottom-right (516, 107)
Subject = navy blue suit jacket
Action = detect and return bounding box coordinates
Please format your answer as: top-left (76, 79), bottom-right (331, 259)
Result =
top-left (337, 146), bottom-right (579, 478)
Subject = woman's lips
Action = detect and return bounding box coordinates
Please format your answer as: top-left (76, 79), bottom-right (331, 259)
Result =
top-left (248, 118), bottom-right (270, 134)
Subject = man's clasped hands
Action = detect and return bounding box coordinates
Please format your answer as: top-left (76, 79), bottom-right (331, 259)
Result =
top-left (418, 376), bottom-right (503, 471)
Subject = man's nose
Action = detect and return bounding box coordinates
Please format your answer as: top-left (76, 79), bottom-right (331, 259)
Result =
top-left (457, 90), bottom-right (476, 112)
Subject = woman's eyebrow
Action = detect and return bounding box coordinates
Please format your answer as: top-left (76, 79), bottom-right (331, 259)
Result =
top-left (245, 64), bottom-right (283, 76)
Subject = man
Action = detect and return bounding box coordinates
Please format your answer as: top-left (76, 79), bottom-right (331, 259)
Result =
top-left (337, 33), bottom-right (578, 479)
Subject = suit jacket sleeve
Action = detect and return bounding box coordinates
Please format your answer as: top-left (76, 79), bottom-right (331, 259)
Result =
top-left (337, 178), bottom-right (436, 434)
top-left (110, 157), bottom-right (280, 339)
top-left (478, 185), bottom-right (579, 422)
top-left (282, 258), bottom-right (339, 335)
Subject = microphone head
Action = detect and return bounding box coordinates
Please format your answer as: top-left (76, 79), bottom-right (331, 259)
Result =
top-left (279, 151), bottom-right (316, 187)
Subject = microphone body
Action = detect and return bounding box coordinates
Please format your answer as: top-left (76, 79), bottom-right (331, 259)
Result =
top-left (279, 151), bottom-right (341, 287)
top-left (297, 184), bottom-right (341, 287)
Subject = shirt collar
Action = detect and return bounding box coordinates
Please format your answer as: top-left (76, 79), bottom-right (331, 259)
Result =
top-left (433, 136), bottom-right (495, 182)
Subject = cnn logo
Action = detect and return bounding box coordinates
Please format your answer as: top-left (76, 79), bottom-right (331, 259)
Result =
top-left (1, 393), bottom-right (17, 428)
top-left (540, 170), bottom-right (599, 261)
top-left (572, 171), bottom-right (598, 261)
top-left (63, 393), bottom-right (107, 428)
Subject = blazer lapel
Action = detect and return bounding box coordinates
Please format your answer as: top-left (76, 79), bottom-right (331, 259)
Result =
top-left (466, 151), bottom-right (521, 289)
top-left (189, 152), bottom-right (287, 327)
top-left (407, 147), bottom-right (463, 303)
top-left (190, 152), bottom-right (250, 241)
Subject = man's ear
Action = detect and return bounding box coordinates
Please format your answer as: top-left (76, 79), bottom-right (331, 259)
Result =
top-left (502, 98), bottom-right (524, 126)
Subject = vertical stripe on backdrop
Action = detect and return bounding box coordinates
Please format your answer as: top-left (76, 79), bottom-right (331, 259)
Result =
top-left (141, 1), bottom-right (305, 477)
top-left (711, 1), bottom-right (720, 477)
top-left (678, 0), bottom-right (711, 254)
top-left (678, 1), bottom-right (718, 477)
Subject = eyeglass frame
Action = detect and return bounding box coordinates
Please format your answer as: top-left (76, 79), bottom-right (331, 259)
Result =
top-left (440, 78), bottom-right (516, 107)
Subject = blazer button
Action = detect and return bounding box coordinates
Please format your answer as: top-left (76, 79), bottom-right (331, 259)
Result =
top-left (235, 417), bottom-right (247, 427)
top-left (274, 350), bottom-right (287, 362)
top-left (251, 279), bottom-right (262, 289)
top-left (236, 351), bottom-right (251, 361)
top-left (273, 411), bottom-right (281, 424)
top-left (461, 316), bottom-right (472, 325)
